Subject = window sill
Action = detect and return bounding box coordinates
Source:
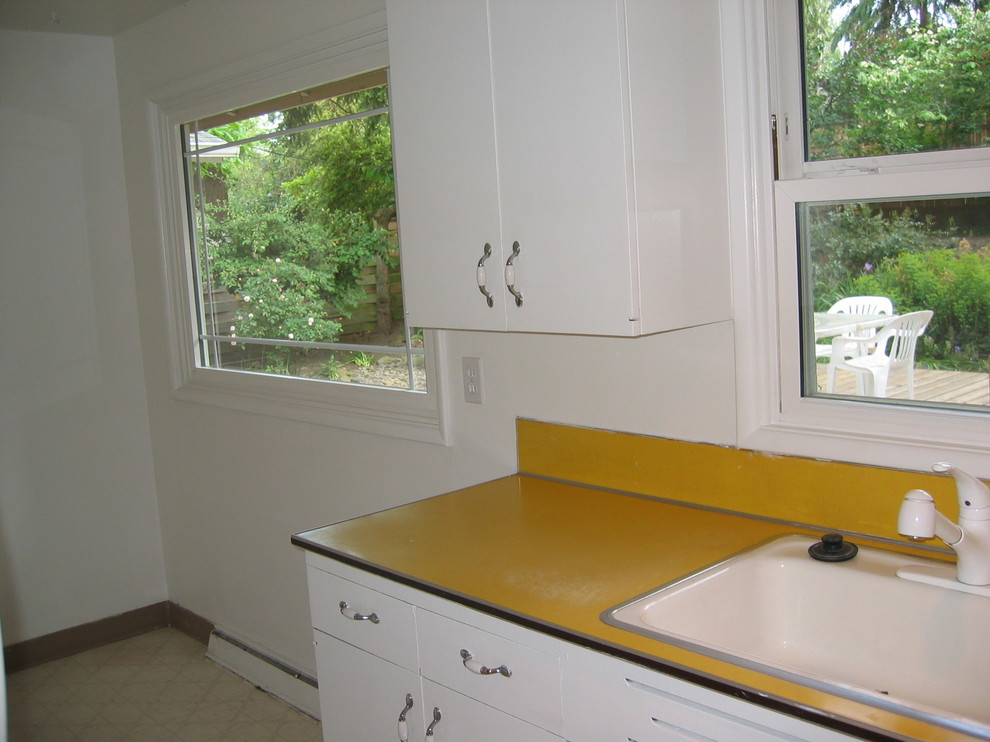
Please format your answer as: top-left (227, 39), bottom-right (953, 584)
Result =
top-left (171, 339), bottom-right (450, 446)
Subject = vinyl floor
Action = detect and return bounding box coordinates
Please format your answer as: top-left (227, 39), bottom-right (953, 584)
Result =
top-left (5, 628), bottom-right (322, 741)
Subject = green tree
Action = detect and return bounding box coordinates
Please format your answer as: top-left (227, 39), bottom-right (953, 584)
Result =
top-left (807, 203), bottom-right (953, 309)
top-left (280, 85), bottom-right (399, 333)
top-left (283, 86), bottom-right (396, 227)
top-left (198, 89), bottom-right (395, 371)
top-left (807, 3), bottom-right (990, 159)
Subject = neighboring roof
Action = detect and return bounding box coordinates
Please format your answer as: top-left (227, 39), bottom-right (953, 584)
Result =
top-left (187, 132), bottom-right (241, 163)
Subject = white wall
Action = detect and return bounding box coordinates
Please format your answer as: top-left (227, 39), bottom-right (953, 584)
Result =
top-left (0, 30), bottom-right (168, 643)
top-left (112, 0), bottom-right (737, 674)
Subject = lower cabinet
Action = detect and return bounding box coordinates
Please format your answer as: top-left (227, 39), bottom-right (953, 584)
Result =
top-left (562, 644), bottom-right (859, 742)
top-left (314, 635), bottom-right (425, 742)
top-left (305, 553), bottom-right (862, 742)
top-left (422, 681), bottom-right (561, 742)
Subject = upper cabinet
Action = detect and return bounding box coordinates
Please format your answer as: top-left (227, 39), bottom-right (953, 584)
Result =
top-left (386, 0), bottom-right (731, 336)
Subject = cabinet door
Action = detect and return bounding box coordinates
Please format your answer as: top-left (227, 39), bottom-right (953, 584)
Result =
top-left (314, 631), bottom-right (425, 742)
top-left (423, 680), bottom-right (561, 742)
top-left (386, 0), bottom-right (508, 331)
top-left (489, 0), bottom-right (639, 335)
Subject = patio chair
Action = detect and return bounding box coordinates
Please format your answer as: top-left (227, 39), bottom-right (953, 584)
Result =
top-left (825, 310), bottom-right (933, 398)
top-left (815, 295), bottom-right (894, 359)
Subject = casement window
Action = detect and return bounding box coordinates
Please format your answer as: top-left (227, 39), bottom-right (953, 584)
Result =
top-left (182, 72), bottom-right (424, 388)
top-left (152, 35), bottom-right (448, 444)
top-left (726, 0), bottom-right (990, 472)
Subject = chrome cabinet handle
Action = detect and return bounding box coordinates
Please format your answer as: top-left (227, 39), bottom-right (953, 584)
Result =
top-left (476, 243), bottom-right (495, 308)
top-left (397, 693), bottom-right (413, 742)
top-left (460, 649), bottom-right (512, 677)
top-left (504, 241), bottom-right (523, 307)
top-left (425, 707), bottom-right (442, 738)
top-left (338, 600), bottom-right (379, 624)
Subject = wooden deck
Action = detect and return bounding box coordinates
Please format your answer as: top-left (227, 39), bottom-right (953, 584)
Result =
top-left (815, 365), bottom-right (990, 406)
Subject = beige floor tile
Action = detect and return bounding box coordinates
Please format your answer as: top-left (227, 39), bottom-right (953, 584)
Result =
top-left (7, 628), bottom-right (322, 742)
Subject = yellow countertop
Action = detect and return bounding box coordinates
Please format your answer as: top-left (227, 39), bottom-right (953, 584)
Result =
top-left (292, 474), bottom-right (982, 742)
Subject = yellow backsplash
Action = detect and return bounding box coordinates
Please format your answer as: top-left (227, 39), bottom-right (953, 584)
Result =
top-left (516, 419), bottom-right (961, 542)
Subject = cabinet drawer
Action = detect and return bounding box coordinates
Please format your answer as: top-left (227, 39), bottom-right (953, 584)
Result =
top-left (417, 609), bottom-right (561, 734)
top-left (563, 646), bottom-right (856, 742)
top-left (307, 565), bottom-right (418, 671)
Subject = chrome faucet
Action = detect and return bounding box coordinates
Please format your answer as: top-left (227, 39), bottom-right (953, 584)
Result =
top-left (898, 462), bottom-right (990, 586)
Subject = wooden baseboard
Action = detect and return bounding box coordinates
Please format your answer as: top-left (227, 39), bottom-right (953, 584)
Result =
top-left (3, 601), bottom-right (214, 674)
top-left (168, 601), bottom-right (214, 645)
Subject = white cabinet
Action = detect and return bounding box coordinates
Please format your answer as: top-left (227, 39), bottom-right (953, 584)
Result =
top-left (306, 555), bottom-right (563, 741)
top-left (314, 634), bottom-right (425, 742)
top-left (304, 552), bottom-right (863, 742)
top-left (561, 644), bottom-right (860, 742)
top-left (422, 680), bottom-right (560, 742)
top-left (386, 0), bottom-right (731, 336)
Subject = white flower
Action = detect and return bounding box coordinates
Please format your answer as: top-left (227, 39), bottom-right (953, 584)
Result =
top-left (243, 295), bottom-right (251, 302)
top-left (288, 333), bottom-right (294, 339)
top-left (307, 317), bottom-right (314, 326)
top-left (248, 313), bottom-right (254, 319)
top-left (229, 325), bottom-right (236, 332)
top-left (275, 257), bottom-right (281, 263)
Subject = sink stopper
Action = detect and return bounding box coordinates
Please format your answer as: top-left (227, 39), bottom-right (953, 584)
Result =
top-left (808, 533), bottom-right (858, 562)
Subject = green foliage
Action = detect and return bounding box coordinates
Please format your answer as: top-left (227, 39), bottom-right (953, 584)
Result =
top-left (321, 355), bottom-right (342, 380)
top-left (197, 85), bottom-right (397, 371)
top-left (850, 244), bottom-right (990, 366)
top-left (282, 87), bottom-right (396, 226)
top-left (807, 203), bottom-right (953, 308)
top-left (807, 4), bottom-right (990, 159)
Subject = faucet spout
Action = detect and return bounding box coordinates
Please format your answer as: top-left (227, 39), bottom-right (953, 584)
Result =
top-left (932, 462), bottom-right (990, 519)
top-left (898, 464), bottom-right (990, 586)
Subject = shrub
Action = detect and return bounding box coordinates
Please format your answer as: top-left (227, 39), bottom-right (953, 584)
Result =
top-left (851, 244), bottom-right (990, 367)
top-left (807, 203), bottom-right (954, 310)
top-left (204, 162), bottom-right (392, 370)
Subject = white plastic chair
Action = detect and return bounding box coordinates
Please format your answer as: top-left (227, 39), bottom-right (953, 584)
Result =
top-left (815, 296), bottom-right (894, 359)
top-left (826, 310), bottom-right (933, 398)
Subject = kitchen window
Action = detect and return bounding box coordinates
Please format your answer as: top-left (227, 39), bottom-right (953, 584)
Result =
top-left (152, 33), bottom-right (449, 444)
top-left (779, 0), bottom-right (990, 411)
top-left (725, 0), bottom-right (990, 473)
top-left (183, 72), bottom-right (424, 390)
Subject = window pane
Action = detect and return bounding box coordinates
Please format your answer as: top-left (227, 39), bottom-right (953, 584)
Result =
top-left (799, 193), bottom-right (990, 408)
top-left (802, 0), bottom-right (990, 161)
top-left (183, 79), bottom-right (424, 391)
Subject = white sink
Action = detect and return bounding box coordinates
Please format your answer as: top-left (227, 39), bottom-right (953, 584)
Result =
top-left (603, 535), bottom-right (990, 738)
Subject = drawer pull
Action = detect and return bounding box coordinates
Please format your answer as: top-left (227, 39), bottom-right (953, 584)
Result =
top-left (338, 600), bottom-right (380, 624)
top-left (459, 648), bottom-right (512, 677)
top-left (397, 693), bottom-right (413, 742)
top-left (425, 706), bottom-right (442, 738)
top-left (476, 243), bottom-right (495, 308)
top-left (504, 241), bottom-right (524, 307)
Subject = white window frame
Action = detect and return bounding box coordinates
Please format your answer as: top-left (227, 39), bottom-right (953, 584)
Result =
top-left (723, 0), bottom-right (990, 478)
top-left (148, 14), bottom-right (450, 445)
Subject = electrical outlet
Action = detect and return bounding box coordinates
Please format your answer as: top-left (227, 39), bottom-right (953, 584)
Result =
top-left (462, 357), bottom-right (484, 404)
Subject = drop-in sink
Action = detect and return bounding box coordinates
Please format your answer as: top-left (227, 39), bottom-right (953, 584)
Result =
top-left (603, 534), bottom-right (990, 738)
